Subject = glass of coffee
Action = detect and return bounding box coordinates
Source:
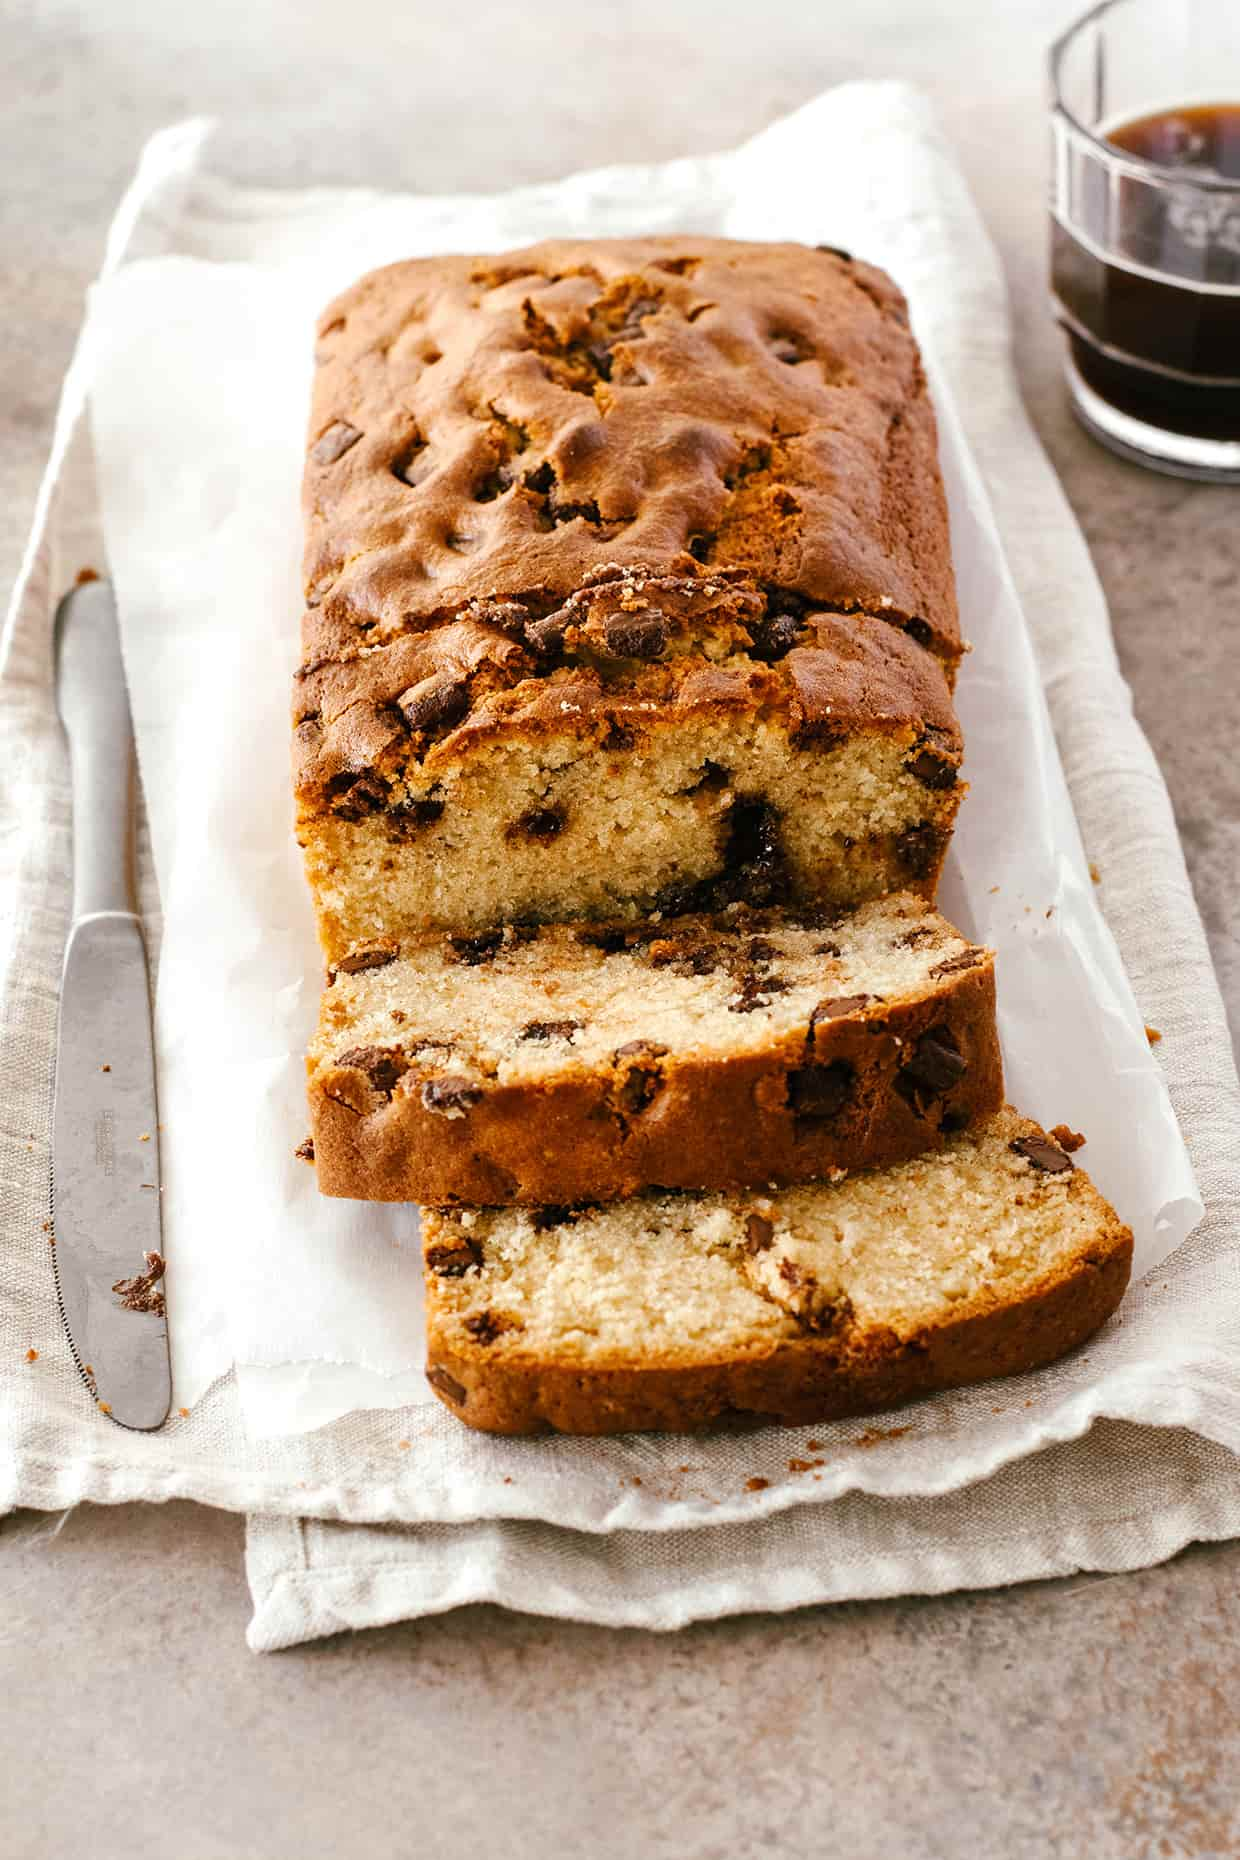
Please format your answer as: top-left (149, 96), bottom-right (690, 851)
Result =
top-left (1050, 0), bottom-right (1240, 480)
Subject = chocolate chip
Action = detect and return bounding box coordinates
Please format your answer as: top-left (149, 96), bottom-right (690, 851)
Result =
top-left (725, 798), bottom-right (789, 908)
top-left (940, 1109), bottom-right (971, 1134)
top-left (529, 1203), bottom-right (598, 1232)
top-left (815, 243), bottom-right (854, 262)
top-left (895, 1027), bottom-right (967, 1116)
top-left (447, 930), bottom-right (504, 965)
top-left (327, 770), bottom-right (388, 820)
top-left (333, 942), bottom-right (397, 976)
top-left (312, 421), bottom-right (363, 464)
top-left (906, 747), bottom-right (958, 790)
top-left (426, 1235), bottom-right (483, 1277)
top-left (930, 950), bottom-right (983, 978)
top-left (808, 994), bottom-right (875, 1034)
top-left (463, 1310), bottom-right (503, 1344)
top-left (294, 1137), bottom-right (315, 1162)
top-left (473, 599), bottom-right (529, 637)
top-left (687, 532), bottom-right (715, 563)
top-left (398, 672), bottom-right (470, 732)
top-left (613, 1039), bottom-right (669, 1060)
top-left (744, 1213), bottom-right (774, 1255)
top-left (649, 937), bottom-right (718, 975)
top-left (787, 1060), bottom-right (855, 1120)
top-left (508, 805), bottom-right (567, 843)
top-left (519, 1019), bottom-right (580, 1042)
top-left (337, 1045), bottom-right (408, 1094)
top-left (902, 1028), bottom-right (967, 1095)
top-left (904, 617), bottom-right (933, 649)
top-left (421, 1076), bottom-right (483, 1116)
top-left (744, 938), bottom-right (779, 964)
top-left (769, 332), bottom-right (811, 364)
top-left (729, 973), bottom-right (792, 1014)
top-left (525, 608), bottom-right (572, 655)
top-left (895, 926), bottom-right (936, 949)
top-left (749, 612), bottom-right (803, 662)
top-left (426, 1365), bottom-right (467, 1405)
top-left (601, 613), bottom-right (669, 660)
top-left (895, 823), bottom-right (946, 881)
top-left (390, 795), bottom-right (445, 834)
top-left (1010, 1135), bottom-right (1074, 1175)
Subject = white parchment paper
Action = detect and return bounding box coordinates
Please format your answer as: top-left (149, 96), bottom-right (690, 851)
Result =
top-left (79, 96), bottom-right (1200, 1443)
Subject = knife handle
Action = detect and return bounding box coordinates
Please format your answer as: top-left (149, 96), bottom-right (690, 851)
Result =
top-left (54, 580), bottom-right (138, 921)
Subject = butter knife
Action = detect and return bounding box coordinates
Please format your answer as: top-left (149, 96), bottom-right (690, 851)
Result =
top-left (51, 578), bottom-right (170, 1430)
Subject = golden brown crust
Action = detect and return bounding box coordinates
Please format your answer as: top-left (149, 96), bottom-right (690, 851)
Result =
top-left (301, 238), bottom-right (959, 669)
top-left (310, 955), bottom-right (1002, 1205)
top-left (426, 1228), bottom-right (1132, 1436)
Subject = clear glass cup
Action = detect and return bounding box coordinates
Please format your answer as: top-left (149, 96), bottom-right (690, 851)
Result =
top-left (1049, 0), bottom-right (1240, 480)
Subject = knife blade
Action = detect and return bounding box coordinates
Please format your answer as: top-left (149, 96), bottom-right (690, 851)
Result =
top-left (51, 578), bottom-right (170, 1430)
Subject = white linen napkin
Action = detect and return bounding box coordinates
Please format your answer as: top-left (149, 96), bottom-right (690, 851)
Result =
top-left (3, 85), bottom-right (1238, 1650)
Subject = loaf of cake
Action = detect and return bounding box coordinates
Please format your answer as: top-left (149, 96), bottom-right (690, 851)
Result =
top-left (293, 238), bottom-right (964, 960)
top-left (309, 894), bottom-right (1002, 1204)
top-left (420, 1111), bottom-right (1132, 1436)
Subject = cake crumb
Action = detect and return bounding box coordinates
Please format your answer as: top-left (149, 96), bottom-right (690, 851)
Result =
top-left (788, 1457), bottom-right (825, 1473)
top-left (100, 1064), bottom-right (110, 1072)
top-left (139, 1132), bottom-right (150, 1142)
top-left (745, 1476), bottom-right (770, 1492)
top-left (295, 1136), bottom-right (315, 1163)
top-left (25, 1348), bottom-right (37, 1363)
top-left (178, 1407), bottom-right (190, 1418)
top-left (98, 1401), bottom-right (112, 1415)
top-left (112, 1250), bottom-right (166, 1317)
top-left (806, 1440), bottom-right (823, 1451)
top-left (397, 1439), bottom-right (411, 1451)
top-left (75, 566), bottom-right (101, 585)
top-left (855, 1425), bottom-right (910, 1448)
top-left (1089, 862), bottom-right (1101, 884)
top-left (1145, 1024), bottom-right (1162, 1045)
top-left (631, 1476), bottom-right (643, 1486)
top-left (1049, 1124), bottom-right (1086, 1153)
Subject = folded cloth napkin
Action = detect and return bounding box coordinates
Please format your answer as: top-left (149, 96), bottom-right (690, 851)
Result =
top-left (3, 84), bottom-right (1239, 1651)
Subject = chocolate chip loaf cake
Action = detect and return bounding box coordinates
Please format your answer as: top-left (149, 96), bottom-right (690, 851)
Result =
top-left (294, 238), bottom-right (965, 960)
top-left (309, 894), bottom-right (1002, 1205)
top-left (421, 1111), bottom-right (1132, 1436)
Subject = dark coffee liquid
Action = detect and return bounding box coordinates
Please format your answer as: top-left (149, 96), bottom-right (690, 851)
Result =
top-left (1051, 102), bottom-right (1240, 439)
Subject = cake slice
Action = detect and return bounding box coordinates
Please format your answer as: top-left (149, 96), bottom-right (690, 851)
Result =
top-left (308, 893), bottom-right (1002, 1205)
top-left (420, 1109), bottom-right (1132, 1435)
top-left (294, 236), bottom-right (964, 961)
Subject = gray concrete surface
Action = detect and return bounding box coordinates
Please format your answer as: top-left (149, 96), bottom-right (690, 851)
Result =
top-left (3, 1), bottom-right (1239, 1855)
